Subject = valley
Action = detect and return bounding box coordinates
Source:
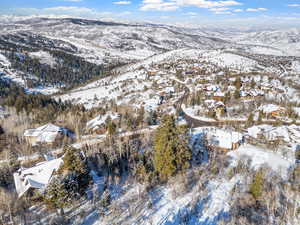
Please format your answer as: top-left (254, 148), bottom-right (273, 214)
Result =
top-left (0, 17), bottom-right (299, 225)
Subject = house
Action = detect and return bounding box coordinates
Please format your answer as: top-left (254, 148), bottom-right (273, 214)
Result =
top-left (258, 104), bottom-right (287, 118)
top-left (13, 158), bottom-right (63, 198)
top-left (86, 112), bottom-right (119, 134)
top-left (240, 89), bottom-right (264, 100)
top-left (147, 71), bottom-right (157, 77)
top-left (247, 125), bottom-right (293, 143)
top-left (206, 129), bottom-right (243, 153)
top-left (0, 106), bottom-right (9, 119)
top-left (24, 123), bottom-right (74, 146)
top-left (212, 91), bottom-right (225, 102)
top-left (205, 100), bottom-right (226, 119)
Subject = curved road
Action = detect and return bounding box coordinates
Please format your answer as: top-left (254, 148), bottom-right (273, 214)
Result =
top-left (174, 81), bottom-right (298, 128)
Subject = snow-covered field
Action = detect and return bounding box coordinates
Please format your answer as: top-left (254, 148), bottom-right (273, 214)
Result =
top-left (228, 144), bottom-right (294, 179)
top-left (202, 51), bottom-right (258, 72)
top-left (0, 53), bottom-right (11, 67)
top-left (29, 51), bottom-right (57, 67)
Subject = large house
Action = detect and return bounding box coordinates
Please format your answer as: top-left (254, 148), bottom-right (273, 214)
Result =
top-left (258, 104), bottom-right (286, 118)
top-left (86, 112), bottom-right (120, 134)
top-left (24, 123), bottom-right (74, 146)
top-left (206, 129), bottom-right (244, 153)
top-left (13, 158), bottom-right (63, 198)
top-left (247, 124), bottom-right (300, 144)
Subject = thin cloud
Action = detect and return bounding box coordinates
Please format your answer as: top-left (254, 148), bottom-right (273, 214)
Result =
top-left (209, 8), bottom-right (230, 12)
top-left (288, 4), bottom-right (300, 7)
top-left (11, 7), bottom-right (132, 20)
top-left (233, 9), bottom-right (243, 12)
top-left (140, 0), bottom-right (242, 11)
top-left (246, 8), bottom-right (268, 12)
top-left (113, 1), bottom-right (132, 5)
top-left (140, 0), bottom-right (179, 11)
top-left (185, 12), bottom-right (198, 16)
top-left (61, 0), bottom-right (83, 2)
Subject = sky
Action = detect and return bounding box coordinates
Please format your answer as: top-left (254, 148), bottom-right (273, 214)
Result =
top-left (0, 0), bottom-right (300, 28)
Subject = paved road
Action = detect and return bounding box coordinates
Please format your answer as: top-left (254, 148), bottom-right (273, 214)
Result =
top-left (173, 80), bottom-right (299, 128)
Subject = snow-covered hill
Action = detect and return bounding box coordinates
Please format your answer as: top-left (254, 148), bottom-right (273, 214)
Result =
top-left (0, 17), bottom-right (238, 66)
top-left (231, 28), bottom-right (300, 56)
top-left (1, 17), bottom-right (300, 96)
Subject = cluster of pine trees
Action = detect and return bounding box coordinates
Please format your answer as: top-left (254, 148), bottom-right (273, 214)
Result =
top-left (153, 115), bottom-right (192, 180)
top-left (3, 50), bottom-right (105, 89)
top-left (44, 146), bottom-right (91, 215)
top-left (134, 115), bottom-right (192, 186)
top-left (0, 77), bottom-right (88, 123)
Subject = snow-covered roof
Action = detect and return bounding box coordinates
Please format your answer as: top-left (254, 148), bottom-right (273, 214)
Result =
top-left (24, 123), bottom-right (71, 143)
top-left (258, 104), bottom-right (285, 114)
top-left (204, 100), bottom-right (224, 109)
top-left (164, 86), bottom-right (175, 93)
top-left (86, 112), bottom-right (119, 131)
top-left (205, 84), bottom-right (219, 92)
top-left (214, 90), bottom-right (225, 97)
top-left (207, 129), bottom-right (243, 149)
top-left (240, 89), bottom-right (264, 97)
top-left (0, 106), bottom-right (6, 118)
top-left (248, 124), bottom-right (300, 143)
top-left (13, 158), bottom-right (63, 198)
top-left (177, 116), bottom-right (188, 126)
top-left (0, 105), bottom-right (9, 118)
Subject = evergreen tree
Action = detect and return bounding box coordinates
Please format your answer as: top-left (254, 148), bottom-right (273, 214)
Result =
top-left (153, 115), bottom-right (191, 181)
top-left (249, 170), bottom-right (264, 200)
top-left (59, 146), bottom-right (87, 174)
top-left (258, 110), bottom-right (264, 124)
top-left (106, 120), bottom-right (117, 137)
top-left (234, 89), bottom-right (240, 99)
top-left (234, 77), bottom-right (242, 89)
top-left (247, 113), bottom-right (254, 127)
top-left (44, 146), bottom-right (90, 213)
